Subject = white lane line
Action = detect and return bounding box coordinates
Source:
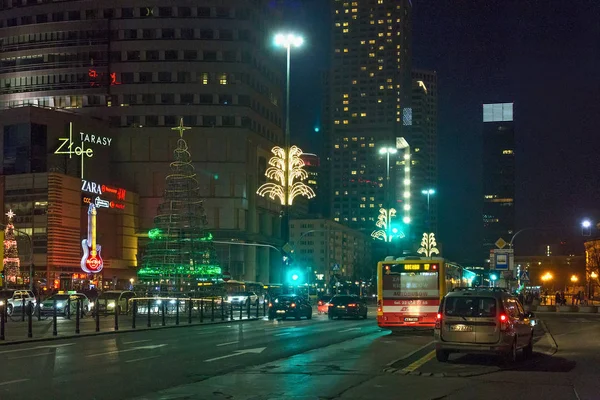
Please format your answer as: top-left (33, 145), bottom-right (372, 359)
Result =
top-left (8, 352), bottom-right (54, 360)
top-left (126, 355), bottom-right (160, 363)
top-left (339, 327), bottom-right (362, 333)
top-left (0, 343), bottom-right (75, 355)
top-left (0, 379), bottom-right (29, 386)
top-left (86, 344), bottom-right (168, 358)
top-left (123, 339), bottom-right (152, 345)
top-left (217, 341), bottom-right (239, 347)
top-left (274, 332), bottom-right (291, 337)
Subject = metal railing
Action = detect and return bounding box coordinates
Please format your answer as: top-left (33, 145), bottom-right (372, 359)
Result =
top-left (0, 296), bottom-right (267, 342)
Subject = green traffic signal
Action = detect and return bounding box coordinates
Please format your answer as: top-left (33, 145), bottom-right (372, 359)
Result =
top-left (288, 270), bottom-right (302, 285)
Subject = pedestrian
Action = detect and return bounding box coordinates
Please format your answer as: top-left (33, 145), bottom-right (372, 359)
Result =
top-left (555, 292), bottom-right (560, 306)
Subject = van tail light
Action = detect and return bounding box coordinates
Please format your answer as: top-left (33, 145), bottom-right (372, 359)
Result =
top-left (290, 303), bottom-right (296, 308)
top-left (499, 313), bottom-right (508, 331)
top-left (435, 313), bottom-right (442, 329)
top-left (347, 303), bottom-right (357, 307)
top-left (268, 302), bottom-right (273, 308)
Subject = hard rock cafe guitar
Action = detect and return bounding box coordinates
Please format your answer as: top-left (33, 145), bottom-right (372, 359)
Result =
top-left (81, 204), bottom-right (103, 273)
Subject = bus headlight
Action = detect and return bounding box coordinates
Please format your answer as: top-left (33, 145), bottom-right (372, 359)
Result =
top-left (108, 302), bottom-right (116, 308)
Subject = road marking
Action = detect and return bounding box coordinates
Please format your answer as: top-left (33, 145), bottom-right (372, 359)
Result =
top-left (217, 341), bottom-right (239, 347)
top-left (0, 379), bottom-right (29, 386)
top-left (204, 347), bottom-right (266, 362)
top-left (8, 352), bottom-right (54, 360)
top-left (87, 344), bottom-right (168, 358)
top-left (386, 341), bottom-right (434, 366)
top-left (126, 356), bottom-right (160, 363)
top-left (123, 339), bottom-right (152, 345)
top-left (274, 332), bottom-right (291, 337)
top-left (402, 350), bottom-right (436, 373)
top-left (339, 327), bottom-right (361, 333)
top-left (0, 343), bottom-right (75, 355)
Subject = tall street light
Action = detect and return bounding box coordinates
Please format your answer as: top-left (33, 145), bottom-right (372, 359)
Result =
top-left (582, 219), bottom-right (592, 236)
top-left (421, 188), bottom-right (435, 232)
top-left (379, 147), bottom-right (398, 243)
top-left (257, 33), bottom-right (315, 259)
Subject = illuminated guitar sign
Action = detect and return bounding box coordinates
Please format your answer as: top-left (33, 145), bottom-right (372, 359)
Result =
top-left (54, 123), bottom-right (113, 179)
top-left (81, 204), bottom-right (103, 274)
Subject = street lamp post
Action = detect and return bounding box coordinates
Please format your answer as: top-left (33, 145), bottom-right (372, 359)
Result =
top-left (274, 33), bottom-right (303, 246)
top-left (379, 147), bottom-right (397, 242)
top-left (421, 188), bottom-right (435, 232)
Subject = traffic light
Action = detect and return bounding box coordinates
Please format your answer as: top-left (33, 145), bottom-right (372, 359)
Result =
top-left (490, 273), bottom-right (498, 281)
top-left (287, 270), bottom-right (302, 285)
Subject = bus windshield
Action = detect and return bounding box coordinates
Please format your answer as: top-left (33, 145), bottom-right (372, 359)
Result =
top-left (383, 271), bottom-right (439, 299)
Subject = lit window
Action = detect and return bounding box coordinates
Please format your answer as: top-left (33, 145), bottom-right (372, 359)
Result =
top-left (360, 41), bottom-right (366, 45)
top-left (343, 48), bottom-right (349, 53)
top-left (343, 94), bottom-right (349, 98)
top-left (360, 112), bottom-right (367, 117)
top-left (378, 20), bottom-right (384, 24)
top-left (368, 143), bottom-right (374, 148)
top-left (379, 85), bottom-right (384, 90)
top-left (343, 29), bottom-right (349, 33)
top-left (351, 113), bottom-right (357, 117)
top-left (201, 73), bottom-right (209, 84)
top-left (334, 144), bottom-right (340, 149)
top-left (335, 23), bottom-right (341, 27)
top-left (377, 99), bottom-right (382, 103)
top-left (351, 171), bottom-right (357, 175)
top-left (379, 46), bottom-right (384, 50)
top-left (352, 80), bottom-right (357, 84)
top-left (219, 73), bottom-right (228, 85)
top-left (352, 137), bottom-right (357, 141)
top-left (343, 107), bottom-right (349, 111)
top-left (335, 49), bottom-right (341, 53)
top-left (370, 204), bottom-right (375, 208)
top-left (343, 120), bottom-right (349, 124)
top-left (343, 22), bottom-right (349, 26)
top-left (378, 66), bottom-right (383, 70)
top-left (343, 100), bottom-right (349, 104)
top-left (378, 32), bottom-right (384, 37)
top-left (369, 40), bottom-right (375, 44)
top-left (370, 197), bottom-right (375, 201)
top-left (502, 150), bottom-right (514, 155)
top-left (360, 204), bottom-right (365, 208)
top-left (360, 66), bottom-right (367, 70)
top-left (334, 120), bottom-right (340, 125)
top-left (369, 53), bottom-right (375, 58)
top-left (378, 0), bottom-right (384, 3)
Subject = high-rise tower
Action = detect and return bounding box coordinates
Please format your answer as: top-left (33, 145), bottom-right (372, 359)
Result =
top-left (324, 0), bottom-right (413, 234)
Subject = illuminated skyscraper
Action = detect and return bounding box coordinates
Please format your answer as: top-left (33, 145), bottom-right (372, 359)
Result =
top-left (411, 70), bottom-right (438, 236)
top-left (482, 103), bottom-right (515, 250)
top-left (323, 0), bottom-right (413, 233)
top-left (0, 1), bottom-right (285, 283)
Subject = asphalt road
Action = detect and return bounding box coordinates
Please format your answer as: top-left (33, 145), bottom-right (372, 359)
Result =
top-left (0, 312), bottom-right (598, 400)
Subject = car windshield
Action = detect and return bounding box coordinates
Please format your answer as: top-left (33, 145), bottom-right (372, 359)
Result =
top-left (98, 292), bottom-right (122, 300)
top-left (444, 297), bottom-right (497, 318)
top-left (231, 292), bottom-right (251, 296)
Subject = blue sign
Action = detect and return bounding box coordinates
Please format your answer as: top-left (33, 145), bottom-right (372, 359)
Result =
top-left (495, 253), bottom-right (508, 270)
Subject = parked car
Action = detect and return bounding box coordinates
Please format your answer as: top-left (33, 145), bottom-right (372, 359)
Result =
top-left (227, 291), bottom-right (259, 307)
top-left (40, 293), bottom-right (91, 316)
top-left (268, 294), bottom-right (312, 320)
top-left (434, 287), bottom-right (534, 363)
top-left (0, 289), bottom-right (36, 315)
top-left (96, 291), bottom-right (135, 314)
top-left (327, 295), bottom-right (368, 320)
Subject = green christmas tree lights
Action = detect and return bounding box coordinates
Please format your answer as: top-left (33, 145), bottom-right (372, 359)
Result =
top-left (137, 120), bottom-right (220, 292)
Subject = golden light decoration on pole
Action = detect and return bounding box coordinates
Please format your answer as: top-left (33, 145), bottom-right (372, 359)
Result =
top-left (541, 272), bottom-right (553, 282)
top-left (371, 208), bottom-right (403, 242)
top-left (592, 271), bottom-right (599, 279)
top-left (570, 275), bottom-right (578, 283)
top-left (256, 145), bottom-right (315, 206)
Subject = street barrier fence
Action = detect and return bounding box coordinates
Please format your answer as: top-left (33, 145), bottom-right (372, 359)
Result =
top-left (0, 296), bottom-right (266, 341)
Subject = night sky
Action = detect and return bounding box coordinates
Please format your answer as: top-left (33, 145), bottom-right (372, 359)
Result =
top-left (279, 0), bottom-right (600, 264)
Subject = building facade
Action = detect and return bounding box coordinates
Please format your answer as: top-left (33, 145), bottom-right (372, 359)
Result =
top-left (410, 70), bottom-right (438, 237)
top-left (0, 107), bottom-right (138, 290)
top-left (0, 0), bottom-right (286, 284)
top-left (483, 103), bottom-right (515, 255)
top-left (289, 219), bottom-right (372, 289)
top-left (324, 0), bottom-right (413, 236)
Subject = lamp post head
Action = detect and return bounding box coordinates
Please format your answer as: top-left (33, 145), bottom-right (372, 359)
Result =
top-left (274, 33), bottom-right (304, 48)
top-left (379, 147), bottom-right (397, 155)
top-left (421, 189), bottom-right (435, 195)
top-left (582, 220), bottom-right (592, 228)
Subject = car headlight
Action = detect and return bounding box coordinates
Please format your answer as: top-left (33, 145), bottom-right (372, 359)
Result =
top-left (89, 302), bottom-right (94, 308)
top-left (107, 302), bottom-right (116, 308)
top-left (169, 299), bottom-right (176, 304)
top-left (57, 302), bottom-right (64, 308)
top-left (0, 300), bottom-right (4, 306)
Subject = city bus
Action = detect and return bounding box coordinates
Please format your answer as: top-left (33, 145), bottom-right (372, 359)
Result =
top-left (377, 257), bottom-right (473, 329)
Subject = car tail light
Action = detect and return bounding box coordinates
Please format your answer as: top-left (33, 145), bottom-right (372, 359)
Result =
top-left (499, 313), bottom-right (508, 331)
top-left (377, 299), bottom-right (382, 313)
top-left (268, 302), bottom-right (273, 308)
top-left (347, 303), bottom-right (357, 307)
top-left (328, 303), bottom-right (334, 307)
top-left (435, 313), bottom-right (442, 329)
top-left (290, 303), bottom-right (296, 308)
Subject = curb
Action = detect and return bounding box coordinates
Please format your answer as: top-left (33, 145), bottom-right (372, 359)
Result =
top-left (0, 317), bottom-right (262, 346)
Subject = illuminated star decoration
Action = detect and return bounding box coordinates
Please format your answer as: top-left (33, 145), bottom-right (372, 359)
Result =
top-left (256, 145), bottom-right (316, 205)
top-left (172, 118), bottom-right (191, 138)
top-left (417, 232), bottom-right (440, 257)
top-left (5, 209), bottom-right (15, 221)
top-left (371, 208), bottom-right (404, 242)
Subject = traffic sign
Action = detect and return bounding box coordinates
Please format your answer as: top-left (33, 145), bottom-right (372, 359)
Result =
top-left (520, 271), bottom-right (530, 282)
top-left (332, 263), bottom-right (340, 272)
top-left (222, 271), bottom-right (232, 282)
top-left (282, 243), bottom-right (293, 254)
top-left (495, 238), bottom-right (507, 249)
top-left (490, 248), bottom-right (514, 271)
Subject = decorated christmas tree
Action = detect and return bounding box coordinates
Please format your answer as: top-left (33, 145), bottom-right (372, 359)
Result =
top-left (3, 210), bottom-right (21, 283)
top-left (137, 120), bottom-right (220, 293)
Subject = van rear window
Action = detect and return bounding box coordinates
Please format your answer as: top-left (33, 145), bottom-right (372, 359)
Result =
top-left (445, 297), bottom-right (497, 317)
